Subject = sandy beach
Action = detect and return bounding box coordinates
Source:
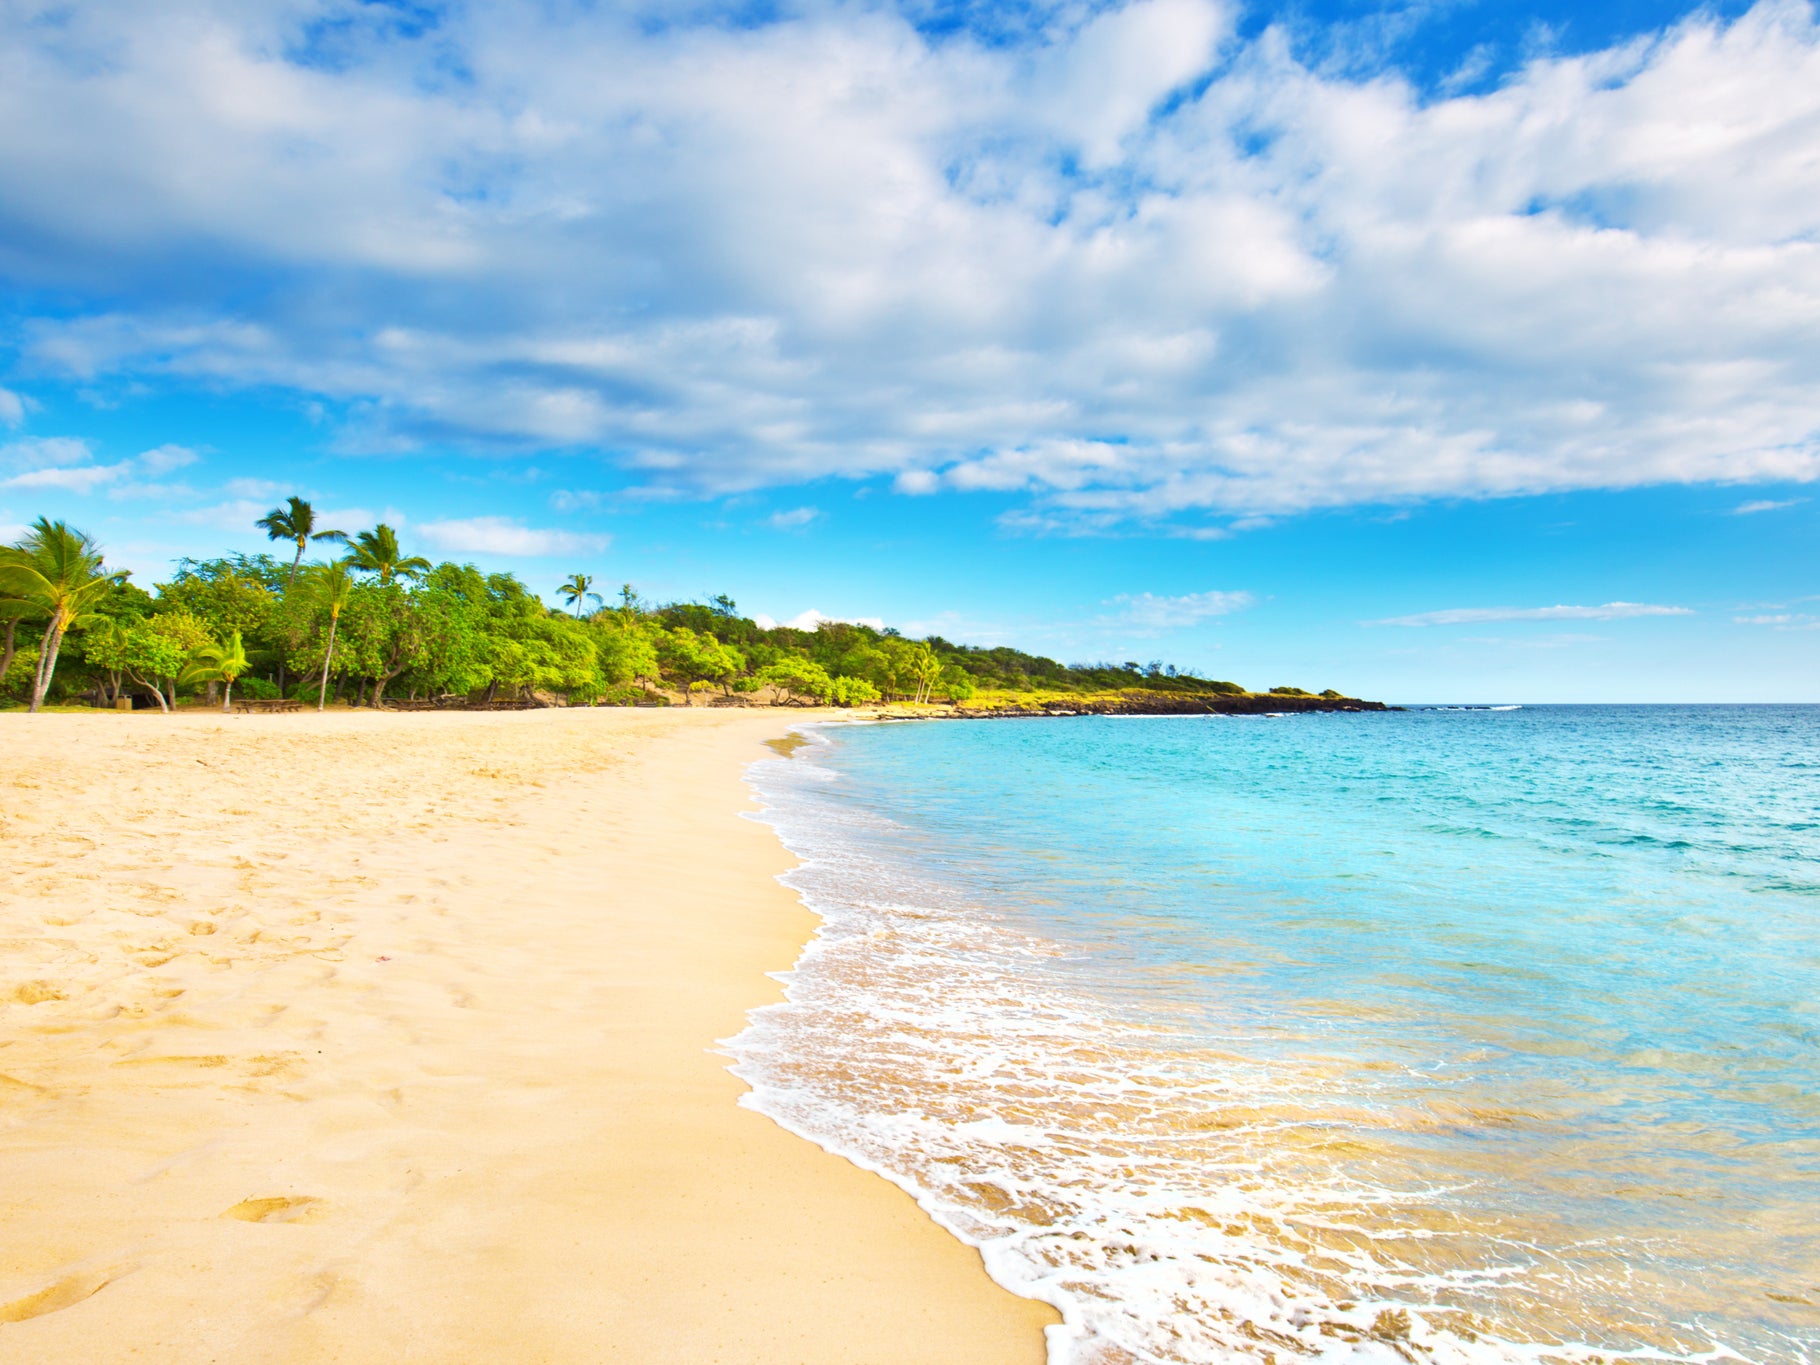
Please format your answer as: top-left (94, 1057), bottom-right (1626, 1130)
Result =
top-left (0, 708), bottom-right (1055, 1362)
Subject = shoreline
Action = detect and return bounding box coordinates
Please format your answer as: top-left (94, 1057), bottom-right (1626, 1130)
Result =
top-left (0, 709), bottom-right (1055, 1361)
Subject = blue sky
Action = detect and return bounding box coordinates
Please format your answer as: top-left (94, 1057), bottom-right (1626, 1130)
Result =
top-left (1, 0), bottom-right (1816, 701)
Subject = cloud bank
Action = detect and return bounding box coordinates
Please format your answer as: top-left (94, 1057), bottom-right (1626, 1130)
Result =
top-left (2, 0), bottom-right (1818, 525)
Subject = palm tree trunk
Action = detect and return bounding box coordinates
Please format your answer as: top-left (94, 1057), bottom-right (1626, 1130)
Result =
top-left (29, 619), bottom-right (65, 713)
top-left (222, 679), bottom-right (234, 712)
top-left (0, 618), bottom-right (16, 687)
top-left (288, 540), bottom-right (305, 586)
top-left (317, 617), bottom-right (340, 712)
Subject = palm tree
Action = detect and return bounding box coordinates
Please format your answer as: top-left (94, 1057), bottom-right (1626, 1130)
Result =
top-left (300, 561), bottom-right (354, 711)
top-left (182, 630), bottom-right (252, 711)
top-left (256, 496), bottom-right (346, 586)
top-left (343, 524), bottom-right (431, 586)
top-left (559, 572), bottom-right (603, 618)
top-left (0, 519), bottom-right (127, 712)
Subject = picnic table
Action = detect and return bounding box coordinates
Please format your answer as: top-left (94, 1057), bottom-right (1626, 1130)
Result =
top-left (234, 698), bottom-right (305, 714)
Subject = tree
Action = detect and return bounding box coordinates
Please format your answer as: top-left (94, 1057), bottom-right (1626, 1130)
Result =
top-left (335, 583), bottom-right (453, 707)
top-left (656, 626), bottom-right (743, 704)
top-left (590, 617), bottom-right (658, 682)
top-left (937, 664), bottom-right (977, 704)
top-left (342, 524), bottom-right (430, 586)
top-left (256, 496), bottom-right (346, 586)
top-left (144, 611), bottom-right (211, 710)
top-left (559, 573), bottom-right (603, 619)
top-left (907, 641), bottom-right (943, 704)
top-left (156, 557), bottom-right (281, 649)
top-left (0, 544), bottom-right (34, 690)
top-left (828, 674), bottom-right (881, 707)
top-left (0, 519), bottom-right (127, 712)
top-left (80, 616), bottom-right (135, 707)
top-left (80, 616), bottom-right (190, 712)
top-left (299, 561), bottom-right (355, 711)
top-left (756, 656), bottom-right (832, 704)
top-left (182, 630), bottom-right (252, 710)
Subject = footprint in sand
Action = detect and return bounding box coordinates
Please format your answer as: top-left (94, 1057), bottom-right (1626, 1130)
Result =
top-left (221, 1196), bottom-right (326, 1224)
top-left (0, 1266), bottom-right (131, 1324)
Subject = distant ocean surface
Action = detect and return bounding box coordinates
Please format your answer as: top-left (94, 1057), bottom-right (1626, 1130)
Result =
top-left (729, 707), bottom-right (1820, 1365)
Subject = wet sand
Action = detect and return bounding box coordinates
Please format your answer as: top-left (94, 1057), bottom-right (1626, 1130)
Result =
top-left (0, 708), bottom-right (1055, 1362)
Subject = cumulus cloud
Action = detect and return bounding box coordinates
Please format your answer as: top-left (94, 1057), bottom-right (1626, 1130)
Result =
top-left (1104, 589), bottom-right (1254, 631)
top-left (417, 516), bottom-right (609, 558)
top-left (0, 389), bottom-right (25, 427)
top-left (1, 1), bottom-right (1818, 520)
top-left (1371, 602), bottom-right (1694, 627)
top-left (751, 607), bottom-right (885, 631)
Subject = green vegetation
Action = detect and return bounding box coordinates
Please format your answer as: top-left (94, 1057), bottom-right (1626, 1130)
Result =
top-left (1, 504), bottom-right (1346, 712)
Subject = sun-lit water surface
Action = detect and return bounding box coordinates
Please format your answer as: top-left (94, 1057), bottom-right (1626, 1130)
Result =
top-left (729, 706), bottom-right (1820, 1365)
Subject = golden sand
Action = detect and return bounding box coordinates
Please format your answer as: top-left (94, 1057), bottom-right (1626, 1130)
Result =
top-left (0, 708), bottom-right (1054, 1362)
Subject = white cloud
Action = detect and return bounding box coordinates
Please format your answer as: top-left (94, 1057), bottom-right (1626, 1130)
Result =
top-left (0, 438), bottom-right (207, 496)
top-left (1, 436), bottom-right (95, 473)
top-left (0, 389), bottom-right (25, 428)
top-left (1732, 497), bottom-right (1807, 513)
top-left (1735, 611), bottom-right (1820, 628)
top-left (1, 2), bottom-right (1819, 520)
top-left (417, 516), bottom-right (609, 558)
top-left (0, 435), bottom-right (129, 492)
top-left (1371, 602), bottom-right (1695, 627)
top-left (550, 489), bottom-right (608, 512)
top-left (137, 443), bottom-right (199, 475)
top-left (172, 498), bottom-right (277, 532)
top-left (766, 506), bottom-right (821, 530)
top-left (1104, 589), bottom-right (1255, 631)
top-left (752, 608), bottom-right (884, 632)
top-left (223, 477), bottom-right (290, 500)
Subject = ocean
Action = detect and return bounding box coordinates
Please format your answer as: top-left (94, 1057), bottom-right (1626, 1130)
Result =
top-left (728, 706), bottom-right (1820, 1365)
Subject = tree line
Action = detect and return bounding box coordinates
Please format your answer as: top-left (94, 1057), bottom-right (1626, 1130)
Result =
top-left (0, 502), bottom-right (1261, 713)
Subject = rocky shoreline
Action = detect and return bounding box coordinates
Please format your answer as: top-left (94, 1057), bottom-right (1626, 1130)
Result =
top-left (949, 693), bottom-right (1394, 718)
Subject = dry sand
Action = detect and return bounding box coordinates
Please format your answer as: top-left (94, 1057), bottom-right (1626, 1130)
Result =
top-left (0, 708), bottom-right (1056, 1362)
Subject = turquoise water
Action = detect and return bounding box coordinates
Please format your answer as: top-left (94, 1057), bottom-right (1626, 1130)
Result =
top-left (732, 707), bottom-right (1820, 1365)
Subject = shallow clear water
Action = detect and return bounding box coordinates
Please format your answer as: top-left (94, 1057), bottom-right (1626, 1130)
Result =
top-left (729, 706), bottom-right (1820, 1365)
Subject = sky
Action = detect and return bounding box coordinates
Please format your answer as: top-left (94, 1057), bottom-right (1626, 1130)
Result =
top-left (0, 0), bottom-right (1815, 702)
